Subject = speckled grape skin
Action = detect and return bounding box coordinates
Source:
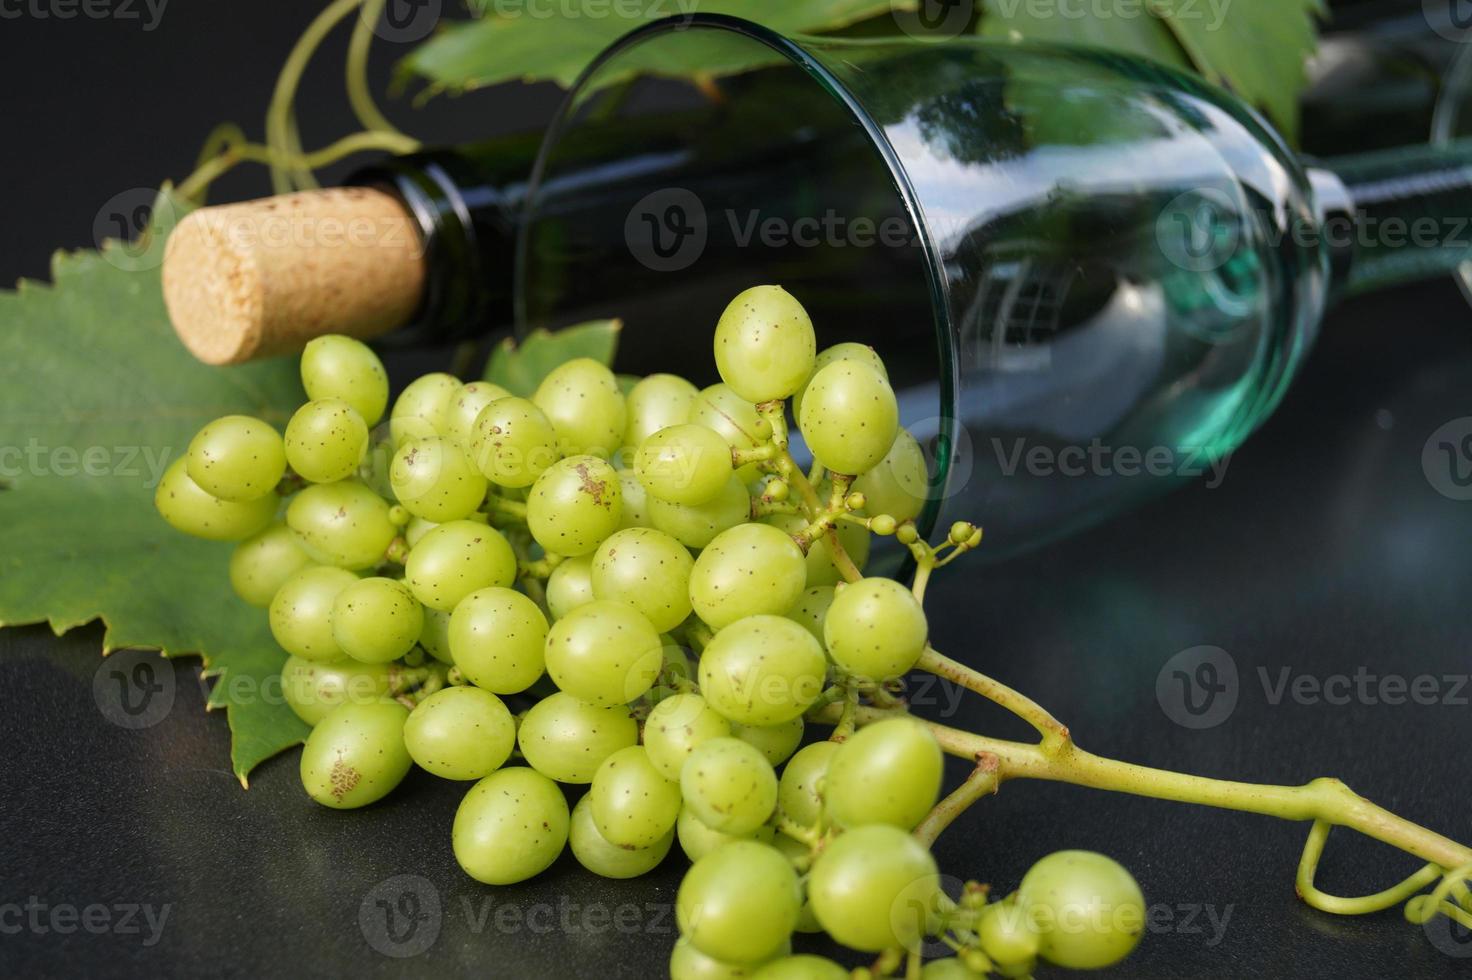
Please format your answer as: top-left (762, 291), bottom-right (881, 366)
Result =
top-left (588, 745), bottom-right (682, 848)
top-left (452, 767), bottom-right (570, 885)
top-left (648, 473), bottom-right (750, 549)
top-left (853, 427), bottom-right (929, 523)
top-left (155, 458), bottom-right (277, 542)
top-left (689, 383), bottom-right (766, 483)
top-left (545, 553), bottom-right (596, 620)
top-left (281, 655), bottom-right (401, 726)
top-left (389, 372), bottom-right (460, 445)
top-left (698, 616), bottom-right (827, 726)
top-left (731, 716), bottom-right (806, 766)
top-left (806, 824), bottom-right (940, 952)
top-left (675, 805), bottom-right (776, 862)
top-left (442, 381), bottom-right (511, 448)
top-left (448, 586), bottom-right (548, 694)
top-left (229, 523), bottom-right (313, 606)
top-left (299, 701), bottom-right (412, 809)
top-left (403, 520), bottom-right (516, 611)
top-left (676, 841), bottom-right (802, 964)
top-left (418, 607), bottom-right (453, 664)
top-left (792, 341), bottom-right (888, 421)
top-left (186, 415), bottom-right (287, 502)
top-left (823, 576), bottom-right (929, 680)
top-left (713, 285), bottom-right (817, 403)
top-left (796, 360), bottom-right (899, 476)
top-left (680, 737), bottom-right (778, 836)
top-left (785, 585), bottom-right (836, 647)
top-left (777, 740), bottom-right (839, 829)
top-left (285, 481), bottom-right (398, 570)
top-left (268, 565), bottom-right (360, 661)
top-left (625, 373), bottom-right (698, 447)
top-left (516, 692), bottom-right (638, 784)
top-left (591, 527), bottom-right (694, 633)
top-left (527, 455), bottom-right (623, 557)
top-left (403, 686), bottom-right (515, 780)
top-left (615, 468), bottom-right (653, 530)
top-left (569, 795), bottom-right (675, 879)
top-left (532, 357), bottom-right (627, 457)
top-left (330, 576), bottom-right (424, 663)
top-left (689, 523), bottom-right (808, 629)
top-left (823, 717), bottom-right (943, 831)
top-left (543, 600), bottom-right (663, 705)
top-left (635, 423), bottom-right (734, 505)
top-left (389, 435), bottom-right (488, 522)
top-left (283, 398), bottom-right (369, 484)
top-left (644, 693), bottom-right (732, 780)
top-left (300, 335), bottom-right (390, 426)
top-left (469, 395), bottom-right (560, 489)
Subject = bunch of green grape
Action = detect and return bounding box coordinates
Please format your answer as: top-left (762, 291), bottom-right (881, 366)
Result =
top-left (158, 286), bottom-right (1144, 978)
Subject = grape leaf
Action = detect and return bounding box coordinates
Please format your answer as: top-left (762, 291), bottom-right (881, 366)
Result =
top-left (978, 0), bottom-right (1189, 71)
top-left (0, 189), bottom-right (310, 784)
top-left (483, 319), bottom-right (622, 396)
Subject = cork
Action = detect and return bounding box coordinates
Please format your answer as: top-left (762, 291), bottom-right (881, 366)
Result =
top-left (162, 187), bottom-right (426, 365)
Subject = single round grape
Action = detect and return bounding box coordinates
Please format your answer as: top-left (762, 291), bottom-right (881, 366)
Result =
top-left (853, 427), bottom-right (929, 523)
top-left (977, 899), bottom-right (1041, 974)
top-left (644, 693), bottom-right (731, 780)
top-left (285, 480), bottom-right (397, 570)
top-left (763, 512), bottom-right (870, 588)
top-left (544, 600), bottom-right (663, 705)
top-left (636, 424), bottom-right (734, 506)
top-left (532, 357), bottom-right (626, 457)
top-left (331, 576), bottom-right (424, 664)
top-left (689, 383), bottom-right (766, 484)
top-left (690, 524), bottom-right (807, 630)
top-left (731, 716), bottom-right (806, 766)
top-left (448, 586), bottom-right (547, 693)
top-left (390, 435), bottom-right (488, 522)
top-left (698, 616), bottom-right (827, 726)
top-left (920, 958), bottom-right (986, 980)
top-left (569, 794), bottom-right (674, 879)
top-left (186, 415), bottom-right (286, 502)
top-left (300, 335), bottom-right (390, 426)
top-left (452, 766), bottom-right (569, 885)
top-left (777, 740), bottom-right (839, 829)
top-left (648, 473), bottom-right (750, 549)
top-left (824, 577), bottom-right (929, 680)
top-left (1016, 851), bottom-right (1145, 970)
top-left (403, 686), bottom-right (515, 780)
top-left (418, 606), bottom-right (453, 664)
top-left (793, 342), bottom-right (888, 421)
top-left (403, 520), bottom-right (516, 611)
top-left (798, 360), bottom-right (898, 476)
top-left (670, 936), bottom-right (783, 980)
top-left (680, 737), bottom-right (778, 836)
top-left (590, 527), bottom-right (694, 633)
top-left (785, 585), bottom-right (835, 647)
top-left (155, 458), bottom-right (276, 541)
top-left (545, 553), bottom-right (596, 620)
top-left (824, 717), bottom-right (943, 831)
top-left (269, 565), bottom-right (359, 661)
top-left (389, 372), bottom-right (460, 445)
top-left (299, 700), bottom-right (412, 809)
top-left (750, 956), bottom-right (849, 980)
top-left (807, 823), bottom-right (941, 952)
top-left (625, 372), bottom-right (698, 447)
top-left (527, 455), bottom-right (623, 557)
top-left (713, 285), bottom-right (817, 403)
top-left (517, 692), bottom-right (638, 783)
top-left (469, 395), bottom-right (561, 488)
top-left (676, 805), bottom-right (776, 862)
top-left (616, 467), bottom-right (652, 529)
top-left (588, 744), bottom-right (681, 848)
top-left (284, 398), bottom-right (369, 484)
top-left (281, 655), bottom-right (402, 726)
top-left (229, 522), bottom-right (313, 606)
top-left (677, 841), bottom-right (801, 964)
top-left (443, 381), bottom-right (511, 448)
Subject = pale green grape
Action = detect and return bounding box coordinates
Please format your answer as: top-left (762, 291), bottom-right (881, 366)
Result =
top-left (403, 520), bottom-right (516, 611)
top-left (785, 585), bottom-right (835, 647)
top-left (186, 415), bottom-right (286, 502)
top-left (589, 744), bottom-right (681, 847)
top-left (797, 361), bottom-right (898, 476)
top-left (281, 655), bottom-right (402, 726)
top-left (389, 372), bottom-right (459, 445)
top-left (644, 693), bottom-right (731, 780)
top-left (921, 958), bottom-right (986, 980)
top-left (731, 716), bottom-right (806, 766)
top-left (689, 524), bottom-right (807, 629)
top-left (824, 717), bottom-right (942, 831)
top-left (448, 586), bottom-right (548, 693)
top-left (976, 899), bottom-right (1041, 974)
top-left (299, 701), bottom-right (412, 809)
top-left (545, 553), bottom-right (596, 620)
top-left (648, 474), bottom-right (750, 549)
top-left (807, 823), bottom-right (941, 952)
top-left (763, 512), bottom-right (870, 588)
top-left (527, 455), bottom-right (623, 557)
top-left (625, 373), bottom-right (698, 447)
top-left (680, 737), bottom-right (778, 836)
top-left (1016, 851), bottom-right (1145, 970)
top-left (418, 607), bottom-right (453, 664)
top-left (517, 692), bottom-right (638, 783)
top-left (713, 285), bottom-right (817, 402)
top-left (452, 766), bottom-right (569, 884)
top-left (155, 458), bottom-right (276, 541)
top-left (532, 357), bottom-right (626, 457)
top-left (750, 956), bottom-right (849, 980)
top-left (793, 342), bottom-right (888, 421)
top-left (390, 435), bottom-right (488, 521)
top-left (676, 805), bottom-right (775, 862)
top-left (283, 398), bottom-right (369, 484)
top-left (636, 424), bottom-right (734, 506)
top-left (616, 468), bottom-right (652, 529)
top-left (676, 840), bottom-right (801, 963)
top-left (698, 616), bottom-right (826, 726)
top-left (329, 576), bottom-right (423, 664)
top-left (285, 480), bottom-right (397, 570)
top-left (591, 527), bottom-right (694, 632)
top-left (404, 516), bottom-right (437, 548)
top-left (443, 381), bottom-right (511, 448)
top-left (853, 427), bottom-right (929, 523)
top-left (689, 383), bottom-right (766, 484)
top-left (229, 522), bottom-right (313, 606)
top-left (776, 740), bottom-right (839, 829)
top-left (300, 335), bottom-right (390, 426)
top-left (670, 937), bottom-right (779, 980)
top-left (269, 565), bottom-right (359, 661)
top-left (469, 395), bottom-right (560, 488)
top-left (569, 795), bottom-right (674, 879)
top-left (544, 600), bottom-right (662, 705)
top-left (824, 577), bottom-right (928, 680)
top-left (403, 686), bottom-right (515, 780)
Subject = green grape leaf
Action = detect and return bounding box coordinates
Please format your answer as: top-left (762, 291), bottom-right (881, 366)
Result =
top-left (0, 188), bottom-right (310, 784)
top-left (483, 319), bottom-right (622, 396)
top-left (978, 0), bottom-right (1190, 71)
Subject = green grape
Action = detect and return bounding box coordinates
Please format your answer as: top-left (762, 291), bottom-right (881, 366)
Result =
top-left (807, 823), bottom-right (941, 952)
top-left (452, 766), bottom-right (570, 885)
top-left (785, 585), bottom-right (835, 647)
top-left (713, 285), bottom-right (817, 403)
top-left (921, 958), bottom-right (986, 980)
top-left (527, 455), bottom-right (623, 557)
top-left (283, 398), bottom-right (369, 484)
top-left (616, 468), bottom-right (652, 529)
top-left (590, 527), bottom-right (694, 632)
top-left (635, 424), bottom-right (734, 506)
top-left (670, 937), bottom-right (781, 980)
top-left (689, 524), bottom-right (808, 630)
top-left (676, 805), bottom-right (776, 862)
top-left (404, 515), bottom-right (437, 548)
top-left (403, 520), bottom-right (516, 611)
top-left (281, 655), bottom-right (402, 726)
top-left (403, 686), bottom-right (515, 780)
top-left (731, 716), bottom-right (806, 766)
top-left (443, 381), bottom-right (511, 448)
top-left (517, 692), bottom-right (638, 783)
top-left (763, 512), bottom-right (870, 588)
top-left (650, 637), bottom-right (697, 704)
top-left (648, 474), bottom-right (750, 549)
top-left (698, 616), bottom-right (826, 726)
top-left (543, 600), bottom-right (662, 705)
top-left (155, 458), bottom-right (276, 541)
top-left (680, 737), bottom-right (778, 836)
top-left (418, 606), bottom-right (454, 664)
top-left (776, 740), bottom-right (839, 829)
top-left (676, 840), bottom-right (801, 963)
top-left (186, 415), bottom-right (286, 502)
top-left (626, 372), bottom-right (698, 447)
top-left (797, 360), bottom-right (898, 476)
top-left (469, 395), bottom-right (560, 489)
top-left (824, 717), bottom-right (943, 831)
top-left (269, 565), bottom-right (359, 661)
top-left (545, 553), bottom-right (596, 620)
top-left (389, 435), bottom-right (488, 521)
top-left (532, 357), bottom-right (627, 457)
top-left (229, 522), bottom-right (312, 606)
top-left (589, 744), bottom-right (682, 847)
top-left (689, 383), bottom-right (766, 484)
top-left (750, 956), bottom-right (850, 980)
top-left (824, 577), bottom-right (929, 680)
top-left (448, 586), bottom-right (548, 693)
top-left (285, 480), bottom-right (397, 570)
top-left (793, 342), bottom-right (888, 421)
top-left (644, 693), bottom-right (731, 780)
top-left (853, 427), bottom-right (929, 523)
top-left (300, 335), bottom-right (390, 426)
top-left (1016, 851), bottom-right (1145, 970)
top-left (331, 576), bottom-right (424, 664)
top-left (976, 899), bottom-right (1041, 975)
top-left (389, 372), bottom-right (460, 445)
top-left (299, 701), bottom-right (412, 809)
top-left (569, 795), bottom-right (674, 879)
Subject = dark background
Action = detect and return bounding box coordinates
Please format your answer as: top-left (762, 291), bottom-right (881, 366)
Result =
top-left (3, 1), bottom-right (1472, 978)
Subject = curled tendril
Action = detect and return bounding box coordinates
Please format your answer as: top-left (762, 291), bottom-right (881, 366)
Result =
top-left (1297, 819), bottom-right (1472, 930)
top-left (1405, 862), bottom-right (1472, 930)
